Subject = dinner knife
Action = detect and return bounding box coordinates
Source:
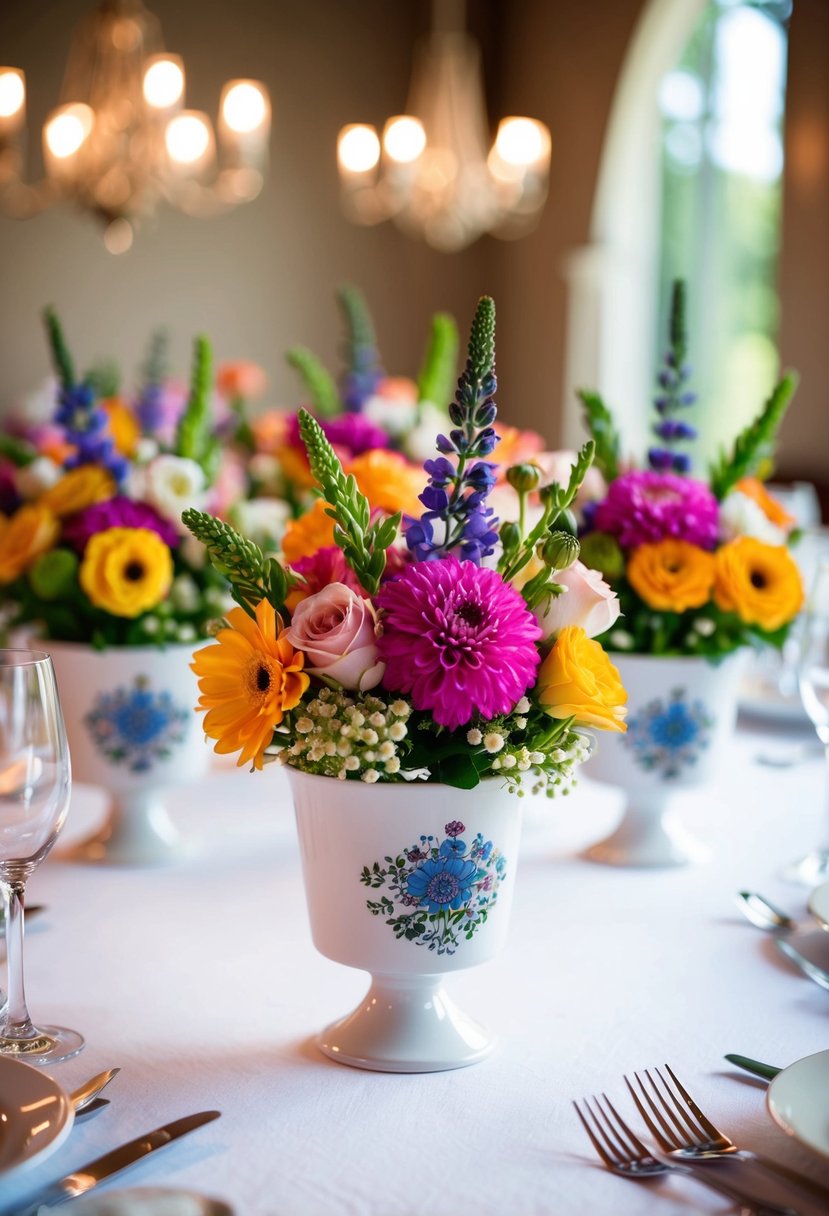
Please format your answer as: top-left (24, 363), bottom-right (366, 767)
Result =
top-left (8, 1109), bottom-right (220, 1216)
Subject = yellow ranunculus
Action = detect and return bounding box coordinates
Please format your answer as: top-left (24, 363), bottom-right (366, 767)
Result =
top-left (345, 450), bottom-right (424, 516)
top-left (281, 498), bottom-right (336, 564)
top-left (0, 504), bottom-right (60, 584)
top-left (627, 539), bottom-right (715, 612)
top-left (39, 466), bottom-right (115, 518)
top-left (102, 397), bottom-right (141, 457)
top-left (79, 527), bottom-right (173, 618)
top-left (536, 625), bottom-right (628, 733)
top-left (714, 537), bottom-right (804, 631)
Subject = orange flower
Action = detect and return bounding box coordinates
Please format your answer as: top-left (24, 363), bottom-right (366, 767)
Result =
top-left (493, 424), bottom-right (545, 478)
top-left (251, 410), bottom-right (292, 455)
top-left (536, 626), bottom-right (627, 733)
top-left (192, 599), bottom-right (309, 769)
top-left (628, 540), bottom-right (716, 612)
top-left (217, 361), bottom-right (268, 401)
top-left (281, 498), bottom-right (336, 563)
top-left (0, 504), bottom-right (60, 584)
top-left (277, 443), bottom-right (316, 490)
top-left (345, 450), bottom-right (423, 516)
top-left (735, 478), bottom-right (795, 531)
top-left (714, 537), bottom-right (804, 631)
top-left (102, 397), bottom-right (141, 457)
top-left (39, 466), bottom-right (115, 518)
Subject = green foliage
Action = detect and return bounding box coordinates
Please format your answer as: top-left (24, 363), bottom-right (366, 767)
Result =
top-left (337, 283), bottom-right (378, 368)
top-left (84, 359), bottom-right (121, 398)
top-left (0, 433), bottom-right (37, 468)
top-left (297, 408), bottom-right (399, 595)
top-left (175, 336), bottom-right (221, 484)
top-left (42, 306), bottom-right (76, 389)
top-left (668, 278), bottom-right (688, 366)
top-left (285, 346), bottom-right (340, 418)
top-left (577, 390), bottom-right (621, 482)
top-left (182, 508), bottom-right (295, 616)
top-left (708, 371), bottom-right (799, 500)
top-left (417, 312), bottom-right (459, 409)
top-left (141, 327), bottom-right (169, 389)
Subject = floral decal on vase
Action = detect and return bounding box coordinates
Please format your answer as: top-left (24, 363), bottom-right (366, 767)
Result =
top-left (85, 676), bottom-right (190, 772)
top-left (624, 687), bottom-right (713, 779)
top-left (360, 821), bottom-right (506, 955)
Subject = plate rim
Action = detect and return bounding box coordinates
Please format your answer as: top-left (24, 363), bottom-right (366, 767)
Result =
top-left (766, 1048), bottom-right (829, 1161)
top-left (0, 1054), bottom-right (75, 1179)
top-left (808, 881), bottom-right (829, 932)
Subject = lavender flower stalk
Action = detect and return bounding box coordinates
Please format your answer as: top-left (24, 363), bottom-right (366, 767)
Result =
top-left (338, 284), bottom-right (384, 412)
top-left (648, 280), bottom-right (697, 475)
top-left (406, 296), bottom-right (500, 565)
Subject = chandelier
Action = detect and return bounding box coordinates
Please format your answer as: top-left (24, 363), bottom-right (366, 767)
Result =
top-left (336, 0), bottom-right (551, 252)
top-left (0, 0), bottom-right (270, 253)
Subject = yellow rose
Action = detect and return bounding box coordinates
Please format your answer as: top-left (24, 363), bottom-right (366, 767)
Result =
top-left (0, 504), bottom-right (60, 584)
top-left (40, 466), bottom-right (115, 518)
top-left (536, 625), bottom-right (627, 733)
top-left (281, 498), bottom-right (336, 564)
top-left (345, 450), bottom-right (424, 516)
top-left (714, 537), bottom-right (804, 631)
top-left (79, 527), bottom-right (173, 618)
top-left (628, 539), bottom-right (715, 612)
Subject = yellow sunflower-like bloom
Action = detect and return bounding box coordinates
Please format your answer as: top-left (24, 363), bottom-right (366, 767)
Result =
top-left (0, 504), bottom-right (60, 584)
top-left (714, 537), bottom-right (804, 631)
top-left (192, 599), bottom-right (309, 769)
top-left (79, 527), bottom-right (173, 618)
top-left (628, 539), bottom-right (716, 612)
top-left (102, 397), bottom-right (141, 457)
top-left (345, 450), bottom-right (424, 516)
top-left (281, 498), bottom-right (336, 564)
top-left (536, 626), bottom-right (627, 733)
top-left (40, 466), bottom-right (115, 518)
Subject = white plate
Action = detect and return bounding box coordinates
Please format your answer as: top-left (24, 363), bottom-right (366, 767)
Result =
top-left (0, 1054), bottom-right (74, 1178)
top-left (67, 1189), bottom-right (233, 1215)
top-left (809, 881), bottom-right (829, 932)
top-left (767, 1049), bottom-right (829, 1160)
top-left (739, 672), bottom-right (811, 726)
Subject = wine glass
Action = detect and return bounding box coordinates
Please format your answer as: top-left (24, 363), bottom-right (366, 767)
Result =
top-left (782, 558), bottom-right (829, 884)
top-left (0, 650), bottom-right (83, 1062)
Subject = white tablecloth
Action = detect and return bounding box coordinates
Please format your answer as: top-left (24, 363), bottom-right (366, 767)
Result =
top-left (3, 722), bottom-right (829, 1215)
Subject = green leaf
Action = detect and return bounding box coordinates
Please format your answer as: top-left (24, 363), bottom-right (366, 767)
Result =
top-left (417, 312), bottom-right (458, 409)
top-left (0, 433), bottom-right (37, 468)
top-left (285, 346), bottom-right (340, 418)
top-left (175, 336), bottom-right (215, 478)
top-left (708, 372), bottom-right (799, 500)
top-left (42, 306), bottom-right (76, 389)
top-left (577, 390), bottom-right (620, 482)
top-left (181, 508), bottom-right (295, 614)
top-left (435, 753), bottom-right (481, 790)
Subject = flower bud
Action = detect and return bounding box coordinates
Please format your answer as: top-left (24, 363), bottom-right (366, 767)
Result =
top-left (28, 549), bottom-right (79, 601)
top-left (499, 521), bottom-right (521, 555)
top-left (538, 530), bottom-right (580, 571)
top-left (506, 463), bottom-right (542, 493)
top-left (578, 531), bottom-right (625, 581)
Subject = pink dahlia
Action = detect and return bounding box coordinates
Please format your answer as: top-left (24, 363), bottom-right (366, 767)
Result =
top-left (376, 557), bottom-right (542, 730)
top-left (594, 471), bottom-right (719, 550)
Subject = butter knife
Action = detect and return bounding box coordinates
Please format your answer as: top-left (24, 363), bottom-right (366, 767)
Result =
top-left (8, 1109), bottom-right (220, 1216)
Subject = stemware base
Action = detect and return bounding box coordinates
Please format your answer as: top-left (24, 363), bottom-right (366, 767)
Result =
top-left (780, 849), bottom-right (829, 887)
top-left (0, 1024), bottom-right (84, 1065)
top-left (316, 974), bottom-right (496, 1073)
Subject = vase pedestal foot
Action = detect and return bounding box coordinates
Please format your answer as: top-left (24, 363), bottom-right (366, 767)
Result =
top-left (316, 974), bottom-right (496, 1073)
top-left (582, 801), bottom-right (708, 868)
top-left (64, 791), bottom-right (188, 866)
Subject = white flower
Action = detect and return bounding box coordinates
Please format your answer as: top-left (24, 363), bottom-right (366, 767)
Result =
top-left (720, 490), bottom-right (787, 546)
top-left (389, 722), bottom-right (407, 741)
top-left (15, 456), bottom-right (61, 500)
top-left (134, 437), bottom-right (160, 464)
top-left (514, 717), bottom-right (527, 730)
top-left (176, 623), bottom-right (196, 642)
top-left (378, 741), bottom-right (395, 760)
top-left (466, 728), bottom-right (483, 745)
top-left (144, 455), bottom-right (208, 533)
top-left (484, 732), bottom-right (505, 754)
top-left (608, 629), bottom-right (635, 650)
top-left (296, 718), bottom-right (314, 734)
top-left (369, 711), bottom-right (386, 728)
top-left (362, 768), bottom-right (380, 783)
top-left (384, 757), bottom-right (401, 774)
top-left (693, 618), bottom-right (716, 637)
top-left (345, 756), bottom-right (360, 771)
top-left (230, 497), bottom-right (292, 549)
top-left (501, 754), bottom-right (517, 769)
top-left (390, 700), bottom-right (410, 717)
top-left (515, 697), bottom-right (531, 714)
top-left (171, 575), bottom-right (199, 614)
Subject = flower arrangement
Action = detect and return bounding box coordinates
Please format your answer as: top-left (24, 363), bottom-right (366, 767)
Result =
top-left (185, 296), bottom-right (627, 794)
top-left (0, 311), bottom-right (232, 647)
top-left (576, 281), bottom-right (805, 657)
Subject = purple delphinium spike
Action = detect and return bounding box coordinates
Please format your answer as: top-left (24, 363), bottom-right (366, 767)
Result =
top-left (55, 382), bottom-right (128, 484)
top-left (647, 281), bottom-right (697, 474)
top-left (405, 297), bottom-right (500, 565)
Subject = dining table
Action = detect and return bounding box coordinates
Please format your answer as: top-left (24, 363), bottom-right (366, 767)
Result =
top-left (3, 713), bottom-right (829, 1216)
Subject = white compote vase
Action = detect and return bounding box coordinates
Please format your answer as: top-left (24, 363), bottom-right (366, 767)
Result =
top-left (43, 641), bottom-right (209, 864)
top-left (288, 768), bottom-right (523, 1073)
top-left (583, 649), bottom-right (748, 867)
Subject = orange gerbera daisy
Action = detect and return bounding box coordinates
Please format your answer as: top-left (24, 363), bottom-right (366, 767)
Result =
top-left (192, 599), bottom-right (309, 769)
top-left (282, 498), bottom-right (336, 563)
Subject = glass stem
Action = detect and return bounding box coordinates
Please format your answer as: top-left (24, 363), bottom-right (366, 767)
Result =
top-left (3, 881), bottom-right (36, 1040)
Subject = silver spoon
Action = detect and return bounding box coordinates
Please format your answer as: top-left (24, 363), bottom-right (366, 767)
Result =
top-left (775, 939), bottom-right (829, 990)
top-left (70, 1067), bottom-right (120, 1114)
top-left (735, 891), bottom-right (797, 932)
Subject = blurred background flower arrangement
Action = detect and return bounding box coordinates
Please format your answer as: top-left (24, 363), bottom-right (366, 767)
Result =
top-left (0, 310), bottom-right (233, 647)
top-left (575, 281), bottom-right (805, 659)
top-left (185, 296), bottom-right (628, 794)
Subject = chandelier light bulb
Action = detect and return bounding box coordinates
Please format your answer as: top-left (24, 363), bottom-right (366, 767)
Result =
top-left (166, 111), bottom-right (212, 165)
top-left (45, 103), bottom-right (93, 159)
top-left (221, 81), bottom-right (268, 134)
top-left (494, 117), bottom-right (551, 168)
top-left (338, 124), bottom-right (381, 174)
top-left (0, 69), bottom-right (25, 118)
top-left (143, 56), bottom-right (184, 110)
top-left (383, 116), bottom-right (426, 164)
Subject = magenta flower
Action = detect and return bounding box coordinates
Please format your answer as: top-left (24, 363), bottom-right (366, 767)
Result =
top-left (287, 546), bottom-right (366, 601)
top-left (63, 497), bottom-right (180, 552)
top-left (376, 557), bottom-right (541, 730)
top-left (594, 470), bottom-right (719, 549)
top-left (286, 411), bottom-right (390, 458)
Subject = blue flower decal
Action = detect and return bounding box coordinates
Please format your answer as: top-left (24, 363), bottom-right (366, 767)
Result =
top-left (624, 687), bottom-right (713, 779)
top-left (360, 821), bottom-right (505, 955)
top-left (85, 677), bottom-right (190, 773)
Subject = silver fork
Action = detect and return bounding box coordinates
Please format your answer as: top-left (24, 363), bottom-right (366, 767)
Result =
top-left (573, 1092), bottom-right (799, 1215)
top-left (625, 1064), bottom-right (829, 1208)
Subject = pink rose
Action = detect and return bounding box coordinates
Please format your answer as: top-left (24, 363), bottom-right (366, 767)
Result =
top-left (535, 450), bottom-right (607, 505)
top-left (535, 560), bottom-right (620, 639)
top-left (282, 583), bottom-right (384, 690)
